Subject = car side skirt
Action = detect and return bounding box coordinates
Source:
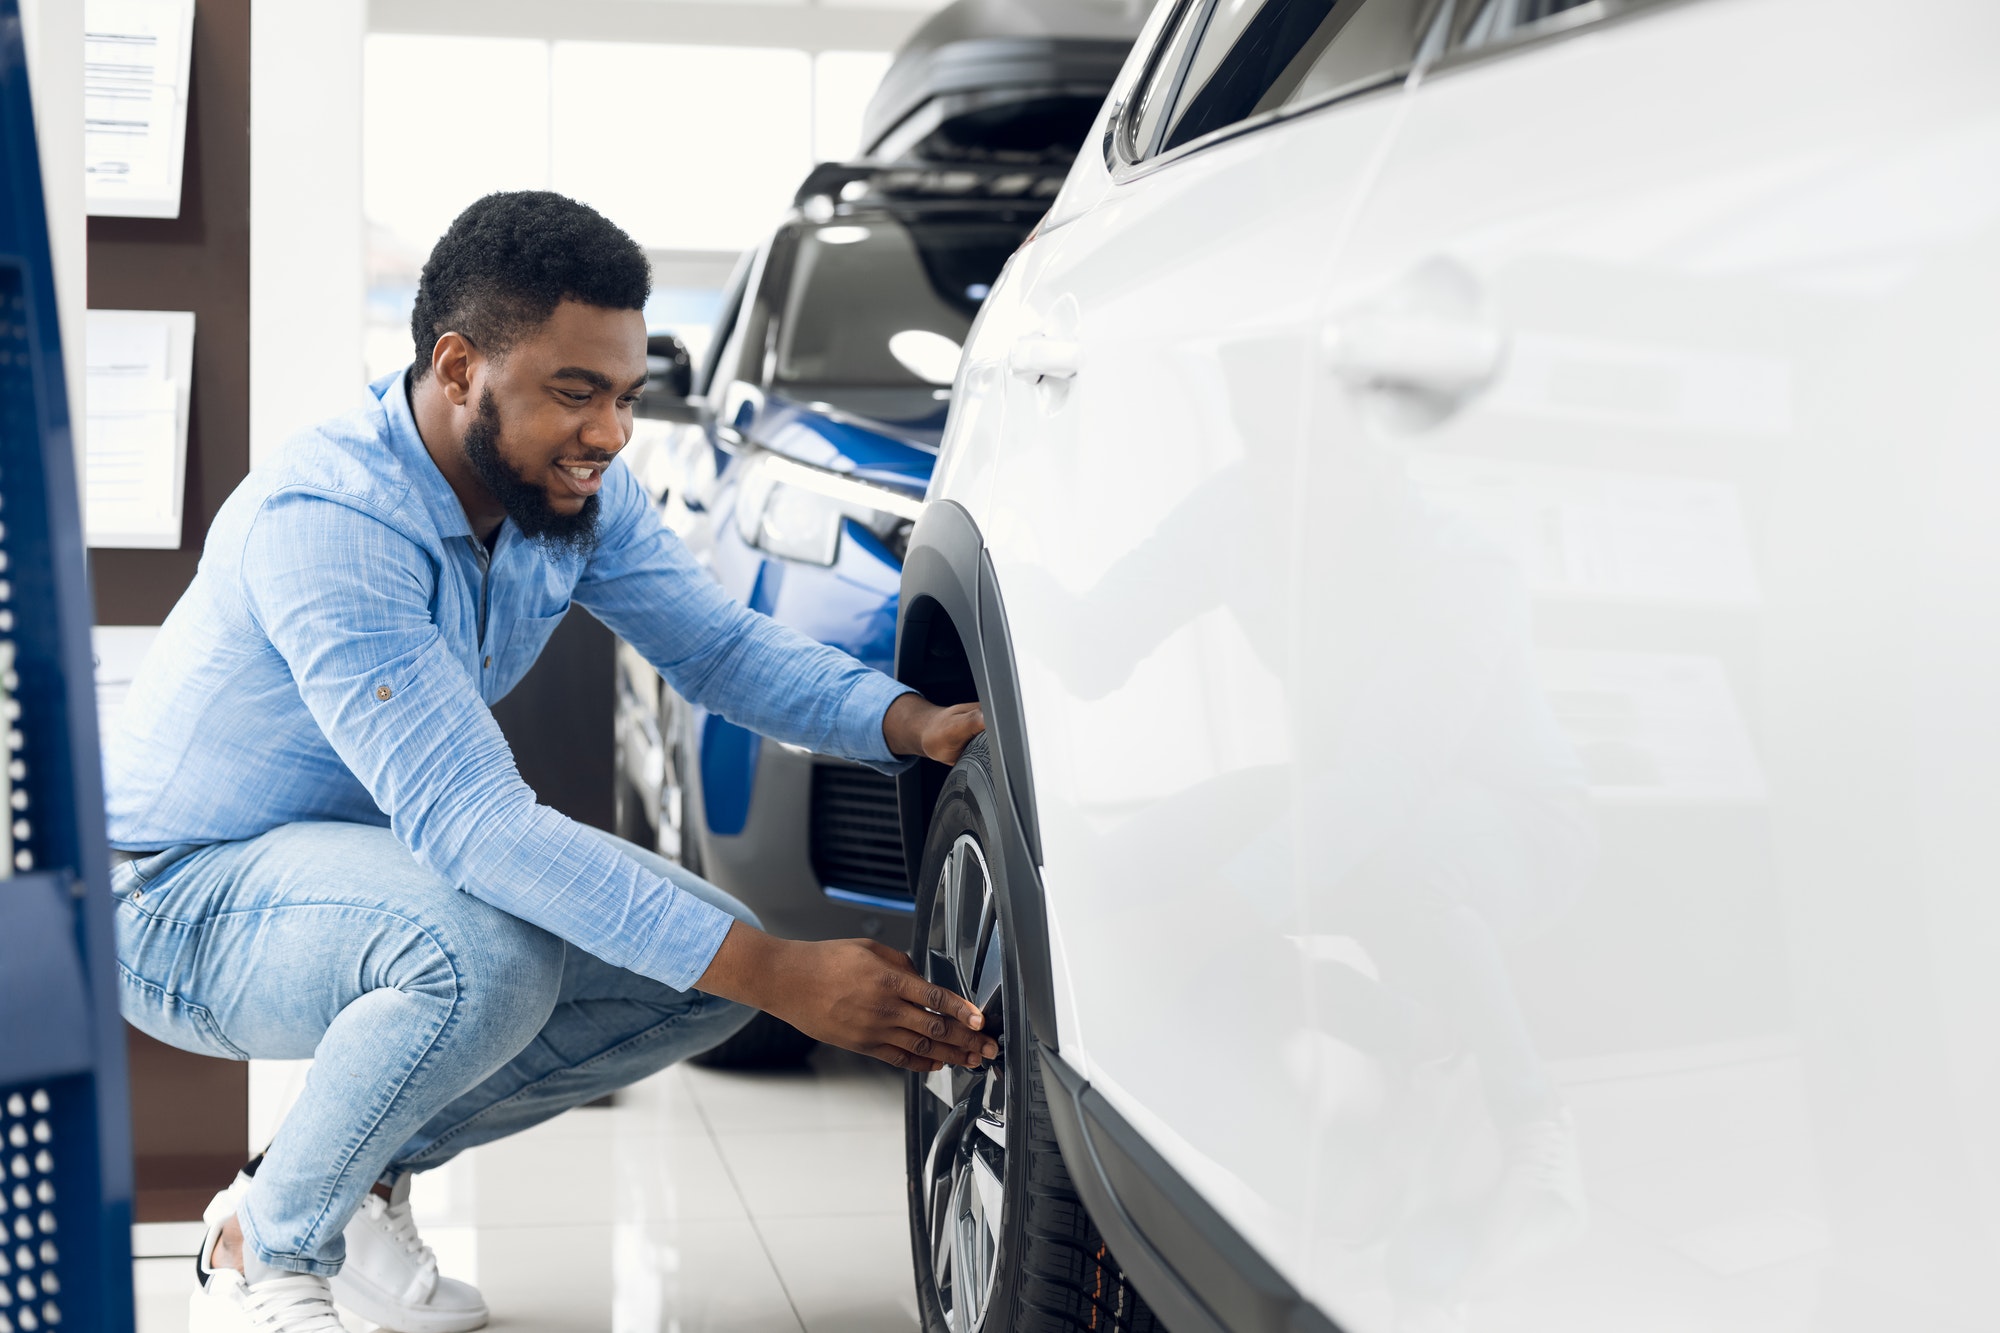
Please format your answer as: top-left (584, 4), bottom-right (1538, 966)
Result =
top-left (1039, 1046), bottom-right (1343, 1333)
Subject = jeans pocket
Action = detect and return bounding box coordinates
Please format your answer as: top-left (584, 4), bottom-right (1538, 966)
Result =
top-left (117, 965), bottom-right (251, 1061)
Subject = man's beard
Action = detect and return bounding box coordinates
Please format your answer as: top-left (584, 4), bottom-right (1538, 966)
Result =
top-left (463, 387), bottom-right (601, 556)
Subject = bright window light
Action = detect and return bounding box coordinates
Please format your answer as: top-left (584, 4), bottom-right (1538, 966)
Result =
top-left (363, 35), bottom-right (551, 258)
top-left (888, 329), bottom-right (964, 385)
top-left (552, 42), bottom-right (812, 252)
top-left (816, 225), bottom-right (872, 245)
top-left (814, 50), bottom-right (894, 162)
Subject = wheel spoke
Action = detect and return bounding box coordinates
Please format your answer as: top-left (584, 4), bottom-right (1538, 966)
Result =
top-left (971, 882), bottom-right (999, 1000)
top-left (970, 1144), bottom-right (1005, 1235)
top-left (941, 840), bottom-right (965, 958)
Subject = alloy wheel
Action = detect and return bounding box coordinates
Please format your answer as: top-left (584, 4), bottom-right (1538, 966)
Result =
top-left (917, 833), bottom-right (1008, 1332)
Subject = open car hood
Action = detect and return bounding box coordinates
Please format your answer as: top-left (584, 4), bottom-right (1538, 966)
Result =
top-left (862, 0), bottom-right (1147, 163)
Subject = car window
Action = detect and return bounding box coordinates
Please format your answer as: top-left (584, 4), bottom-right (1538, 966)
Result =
top-left (1125, 0), bottom-right (1212, 162)
top-left (1453, 0), bottom-right (1605, 52)
top-left (1146, 0), bottom-right (1434, 158)
top-left (772, 215), bottom-right (1030, 418)
top-left (695, 253), bottom-right (754, 399)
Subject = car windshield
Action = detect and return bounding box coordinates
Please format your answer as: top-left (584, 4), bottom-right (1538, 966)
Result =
top-left (773, 215), bottom-right (1028, 415)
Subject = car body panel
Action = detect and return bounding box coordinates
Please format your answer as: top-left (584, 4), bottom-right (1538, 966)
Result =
top-left (948, 70), bottom-right (1418, 1294)
top-left (933, 0), bottom-right (2000, 1326)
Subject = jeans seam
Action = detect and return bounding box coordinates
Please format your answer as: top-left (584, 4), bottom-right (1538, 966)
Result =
top-left (283, 913), bottom-right (465, 1259)
top-left (115, 963), bottom-right (253, 1060)
top-left (395, 997), bottom-right (735, 1170)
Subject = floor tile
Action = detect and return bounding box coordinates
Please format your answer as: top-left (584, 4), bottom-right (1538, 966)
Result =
top-left (516, 1066), bottom-right (714, 1142)
top-left (758, 1213), bottom-right (921, 1333)
top-left (417, 1126), bottom-right (748, 1228)
top-left (684, 1049), bottom-right (906, 1135)
top-left (713, 1126), bottom-right (907, 1219)
top-left (471, 1220), bottom-right (803, 1332)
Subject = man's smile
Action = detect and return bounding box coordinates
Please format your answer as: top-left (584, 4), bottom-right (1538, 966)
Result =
top-left (554, 458), bottom-right (606, 498)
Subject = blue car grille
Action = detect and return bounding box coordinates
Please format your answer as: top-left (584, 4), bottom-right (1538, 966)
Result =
top-left (809, 765), bottom-right (910, 899)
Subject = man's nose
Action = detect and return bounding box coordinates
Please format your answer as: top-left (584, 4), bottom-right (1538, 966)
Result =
top-left (579, 399), bottom-right (626, 453)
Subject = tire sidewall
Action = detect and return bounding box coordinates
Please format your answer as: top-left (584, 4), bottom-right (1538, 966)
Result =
top-left (907, 737), bottom-right (1033, 1333)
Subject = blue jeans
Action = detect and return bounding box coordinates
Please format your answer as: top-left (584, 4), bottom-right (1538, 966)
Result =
top-left (111, 820), bottom-right (757, 1277)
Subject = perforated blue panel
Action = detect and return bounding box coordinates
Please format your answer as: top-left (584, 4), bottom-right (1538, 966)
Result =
top-left (0, 2), bottom-right (139, 1328)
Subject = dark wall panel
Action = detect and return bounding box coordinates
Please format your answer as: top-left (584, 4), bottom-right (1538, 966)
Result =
top-left (87, 0), bottom-right (250, 626)
top-left (87, 0), bottom-right (253, 1220)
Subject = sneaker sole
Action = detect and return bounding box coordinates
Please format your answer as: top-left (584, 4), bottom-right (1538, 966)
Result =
top-left (329, 1270), bottom-right (490, 1333)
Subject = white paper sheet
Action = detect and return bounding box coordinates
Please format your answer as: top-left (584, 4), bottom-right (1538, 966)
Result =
top-left (86, 309), bottom-right (194, 549)
top-left (91, 625), bottom-right (162, 741)
top-left (84, 0), bottom-right (197, 219)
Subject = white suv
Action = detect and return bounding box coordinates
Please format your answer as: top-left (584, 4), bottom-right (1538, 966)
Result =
top-left (892, 1), bottom-right (2000, 1331)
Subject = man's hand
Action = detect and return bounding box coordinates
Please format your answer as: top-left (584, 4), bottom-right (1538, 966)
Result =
top-left (697, 923), bottom-right (996, 1073)
top-left (884, 693), bottom-right (986, 766)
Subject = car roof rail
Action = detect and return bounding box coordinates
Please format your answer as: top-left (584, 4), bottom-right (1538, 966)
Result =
top-left (792, 160), bottom-right (1068, 212)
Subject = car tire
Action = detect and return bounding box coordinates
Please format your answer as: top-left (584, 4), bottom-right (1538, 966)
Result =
top-left (907, 733), bottom-right (1159, 1333)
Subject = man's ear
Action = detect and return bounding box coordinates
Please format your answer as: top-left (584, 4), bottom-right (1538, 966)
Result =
top-left (431, 332), bottom-right (477, 407)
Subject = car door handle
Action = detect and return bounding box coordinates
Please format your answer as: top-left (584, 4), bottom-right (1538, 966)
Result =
top-left (1322, 313), bottom-right (1504, 397)
top-left (1009, 336), bottom-right (1082, 382)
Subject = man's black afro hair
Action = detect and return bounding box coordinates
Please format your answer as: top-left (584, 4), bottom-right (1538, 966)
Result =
top-left (410, 191), bottom-right (651, 378)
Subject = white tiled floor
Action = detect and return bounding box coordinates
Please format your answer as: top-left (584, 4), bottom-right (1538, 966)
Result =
top-left (135, 1049), bottom-right (921, 1333)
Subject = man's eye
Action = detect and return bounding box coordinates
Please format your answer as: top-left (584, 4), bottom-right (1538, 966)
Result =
top-left (561, 391), bottom-right (590, 405)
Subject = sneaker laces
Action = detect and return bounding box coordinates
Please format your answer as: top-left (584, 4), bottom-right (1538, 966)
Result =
top-left (243, 1273), bottom-right (346, 1332)
top-left (365, 1191), bottom-right (441, 1295)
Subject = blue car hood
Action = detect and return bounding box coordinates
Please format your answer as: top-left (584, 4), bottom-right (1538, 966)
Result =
top-left (748, 391), bottom-right (940, 494)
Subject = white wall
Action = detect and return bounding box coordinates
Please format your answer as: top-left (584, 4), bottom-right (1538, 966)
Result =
top-left (18, 0), bottom-right (86, 466)
top-left (370, 0), bottom-right (944, 51)
top-left (249, 0), bottom-right (367, 468)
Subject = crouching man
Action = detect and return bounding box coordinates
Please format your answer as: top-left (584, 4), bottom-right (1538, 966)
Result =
top-left (105, 191), bottom-right (990, 1332)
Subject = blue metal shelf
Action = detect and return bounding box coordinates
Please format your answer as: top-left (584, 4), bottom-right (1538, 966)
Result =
top-left (0, 1), bottom-right (141, 1327)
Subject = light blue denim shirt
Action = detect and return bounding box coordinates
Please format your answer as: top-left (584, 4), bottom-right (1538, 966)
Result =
top-left (105, 369), bottom-right (913, 990)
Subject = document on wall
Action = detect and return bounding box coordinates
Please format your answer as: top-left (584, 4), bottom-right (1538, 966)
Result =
top-left (92, 625), bottom-right (162, 742)
top-left (85, 309), bottom-right (194, 549)
top-left (83, 0), bottom-right (198, 219)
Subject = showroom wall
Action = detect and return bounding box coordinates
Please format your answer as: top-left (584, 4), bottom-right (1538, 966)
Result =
top-left (83, 0), bottom-right (255, 1220)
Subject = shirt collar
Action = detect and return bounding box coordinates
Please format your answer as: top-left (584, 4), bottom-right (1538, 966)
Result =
top-left (374, 365), bottom-right (477, 543)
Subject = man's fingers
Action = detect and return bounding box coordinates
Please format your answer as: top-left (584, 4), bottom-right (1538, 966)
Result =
top-left (879, 1022), bottom-right (986, 1069)
top-left (913, 974), bottom-right (988, 1033)
top-left (871, 1045), bottom-right (944, 1074)
top-left (891, 999), bottom-right (996, 1065)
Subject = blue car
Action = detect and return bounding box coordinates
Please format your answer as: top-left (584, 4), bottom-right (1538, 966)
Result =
top-left (613, 164), bottom-right (1058, 1061)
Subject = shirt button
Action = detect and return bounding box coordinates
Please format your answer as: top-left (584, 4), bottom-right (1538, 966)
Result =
top-left (375, 685), bottom-right (393, 701)
top-left (484, 656), bottom-right (492, 669)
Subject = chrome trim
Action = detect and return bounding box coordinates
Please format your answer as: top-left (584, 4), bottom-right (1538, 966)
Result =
top-left (1422, 0), bottom-right (1691, 84)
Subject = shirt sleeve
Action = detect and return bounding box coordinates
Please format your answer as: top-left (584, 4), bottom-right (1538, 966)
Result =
top-left (239, 487), bottom-right (736, 991)
top-left (573, 463), bottom-right (916, 772)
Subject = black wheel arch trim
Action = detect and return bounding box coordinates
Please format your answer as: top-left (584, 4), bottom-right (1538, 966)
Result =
top-left (896, 499), bottom-right (1056, 1047)
top-left (1039, 1045), bottom-right (1343, 1333)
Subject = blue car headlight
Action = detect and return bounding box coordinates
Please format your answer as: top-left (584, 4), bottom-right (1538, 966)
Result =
top-left (733, 450), bottom-right (925, 567)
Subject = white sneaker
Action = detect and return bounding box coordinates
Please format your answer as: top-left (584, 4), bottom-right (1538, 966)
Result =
top-left (329, 1175), bottom-right (489, 1333)
top-left (189, 1186), bottom-right (344, 1333)
top-left (1468, 1107), bottom-right (1589, 1288)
